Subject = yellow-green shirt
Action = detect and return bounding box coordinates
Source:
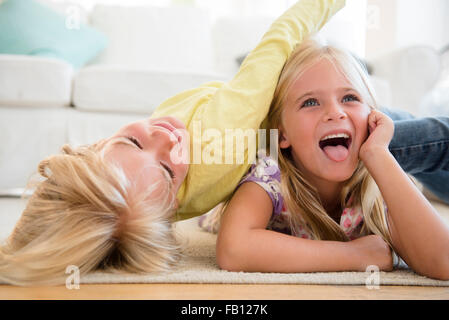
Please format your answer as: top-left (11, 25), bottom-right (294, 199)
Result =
top-left (151, 0), bottom-right (345, 220)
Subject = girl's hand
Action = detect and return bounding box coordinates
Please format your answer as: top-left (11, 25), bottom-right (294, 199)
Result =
top-left (349, 235), bottom-right (393, 272)
top-left (359, 110), bottom-right (394, 161)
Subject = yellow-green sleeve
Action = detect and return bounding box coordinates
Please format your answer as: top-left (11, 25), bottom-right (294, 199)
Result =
top-left (197, 0), bottom-right (345, 134)
top-left (163, 0), bottom-right (345, 220)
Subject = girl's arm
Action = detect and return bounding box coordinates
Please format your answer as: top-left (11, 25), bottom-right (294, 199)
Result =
top-left (216, 182), bottom-right (393, 273)
top-left (360, 111), bottom-right (449, 280)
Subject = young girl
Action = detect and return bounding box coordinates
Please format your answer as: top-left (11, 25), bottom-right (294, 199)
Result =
top-left (215, 39), bottom-right (449, 280)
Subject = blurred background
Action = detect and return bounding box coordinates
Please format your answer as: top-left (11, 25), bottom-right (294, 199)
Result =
top-left (0, 0), bottom-right (448, 195)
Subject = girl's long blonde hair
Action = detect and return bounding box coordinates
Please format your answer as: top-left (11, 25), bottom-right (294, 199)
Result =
top-left (0, 142), bottom-right (181, 286)
top-left (268, 39), bottom-right (393, 246)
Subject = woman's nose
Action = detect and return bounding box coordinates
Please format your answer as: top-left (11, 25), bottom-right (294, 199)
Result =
top-left (322, 102), bottom-right (347, 122)
top-left (150, 128), bottom-right (178, 150)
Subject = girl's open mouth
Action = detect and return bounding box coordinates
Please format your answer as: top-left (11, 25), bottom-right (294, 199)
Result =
top-left (319, 133), bottom-right (352, 162)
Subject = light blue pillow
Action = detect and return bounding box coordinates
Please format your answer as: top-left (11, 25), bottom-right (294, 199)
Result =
top-left (0, 0), bottom-right (107, 68)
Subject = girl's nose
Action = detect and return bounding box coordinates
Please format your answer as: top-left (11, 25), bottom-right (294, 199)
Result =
top-left (322, 102), bottom-right (347, 122)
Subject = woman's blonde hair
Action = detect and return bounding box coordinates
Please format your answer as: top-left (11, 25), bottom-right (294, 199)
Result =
top-left (0, 141), bottom-right (181, 286)
top-left (267, 39), bottom-right (393, 246)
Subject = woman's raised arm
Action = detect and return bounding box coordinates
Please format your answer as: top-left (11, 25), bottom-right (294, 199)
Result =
top-left (201, 0), bottom-right (346, 133)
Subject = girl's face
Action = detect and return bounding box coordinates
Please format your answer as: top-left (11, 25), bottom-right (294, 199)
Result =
top-left (103, 116), bottom-right (190, 207)
top-left (280, 58), bottom-right (371, 187)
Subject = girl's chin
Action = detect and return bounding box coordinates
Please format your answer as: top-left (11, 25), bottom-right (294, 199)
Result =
top-left (324, 174), bottom-right (354, 183)
top-left (319, 165), bottom-right (357, 182)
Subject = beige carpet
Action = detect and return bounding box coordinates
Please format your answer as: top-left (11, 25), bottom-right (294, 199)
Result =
top-left (1, 198), bottom-right (449, 286)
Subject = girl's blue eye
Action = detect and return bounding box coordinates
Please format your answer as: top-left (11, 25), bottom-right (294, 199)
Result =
top-left (302, 98), bottom-right (319, 108)
top-left (342, 94), bottom-right (359, 103)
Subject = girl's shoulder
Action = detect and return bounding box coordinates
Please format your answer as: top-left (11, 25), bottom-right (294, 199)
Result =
top-left (238, 152), bottom-right (284, 215)
top-left (241, 152), bottom-right (280, 180)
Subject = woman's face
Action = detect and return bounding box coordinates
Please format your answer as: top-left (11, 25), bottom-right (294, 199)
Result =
top-left (103, 116), bottom-right (190, 207)
top-left (279, 58), bottom-right (371, 187)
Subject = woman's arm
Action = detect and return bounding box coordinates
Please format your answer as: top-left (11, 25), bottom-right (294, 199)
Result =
top-left (201, 0), bottom-right (345, 133)
top-left (150, 0), bottom-right (346, 220)
top-left (152, 0), bottom-right (345, 129)
top-left (216, 182), bottom-right (392, 273)
top-left (360, 111), bottom-right (449, 280)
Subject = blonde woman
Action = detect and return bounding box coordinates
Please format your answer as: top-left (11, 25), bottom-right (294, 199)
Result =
top-left (215, 39), bottom-right (449, 280)
top-left (0, 0), bottom-right (346, 286)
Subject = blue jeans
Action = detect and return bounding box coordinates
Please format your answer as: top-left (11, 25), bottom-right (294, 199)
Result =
top-left (382, 108), bottom-right (449, 205)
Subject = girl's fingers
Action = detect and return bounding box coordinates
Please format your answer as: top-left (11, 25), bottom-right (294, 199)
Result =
top-left (368, 110), bottom-right (379, 133)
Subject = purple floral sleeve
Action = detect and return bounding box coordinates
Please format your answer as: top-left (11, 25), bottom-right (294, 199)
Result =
top-left (237, 154), bottom-right (284, 216)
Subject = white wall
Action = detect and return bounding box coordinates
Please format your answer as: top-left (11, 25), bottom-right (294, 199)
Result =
top-left (197, 0), bottom-right (367, 58)
top-left (365, 0), bottom-right (449, 115)
top-left (396, 0), bottom-right (448, 51)
top-left (366, 0), bottom-right (449, 60)
top-left (319, 0), bottom-right (367, 58)
top-left (48, 0), bottom-right (368, 59)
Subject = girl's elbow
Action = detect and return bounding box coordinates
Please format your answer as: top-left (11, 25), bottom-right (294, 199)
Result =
top-left (431, 251), bottom-right (449, 280)
top-left (415, 256), bottom-right (449, 281)
top-left (425, 268), bottom-right (449, 281)
top-left (216, 239), bottom-right (246, 272)
top-left (217, 253), bottom-right (240, 272)
top-left (435, 272), bottom-right (449, 281)
top-left (433, 257), bottom-right (449, 281)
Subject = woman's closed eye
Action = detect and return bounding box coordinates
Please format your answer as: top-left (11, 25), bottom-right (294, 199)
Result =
top-left (124, 137), bottom-right (176, 179)
top-left (342, 94), bottom-right (360, 103)
top-left (128, 136), bottom-right (142, 149)
top-left (160, 161), bottom-right (176, 179)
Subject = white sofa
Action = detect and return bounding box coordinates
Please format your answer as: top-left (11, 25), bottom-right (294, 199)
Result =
top-left (0, 3), bottom-right (227, 194)
top-left (0, 2), bottom-right (442, 194)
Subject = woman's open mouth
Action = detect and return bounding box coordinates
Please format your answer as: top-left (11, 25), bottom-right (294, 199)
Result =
top-left (319, 132), bottom-right (352, 162)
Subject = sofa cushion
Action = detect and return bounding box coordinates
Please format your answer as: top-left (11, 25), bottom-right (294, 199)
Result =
top-left (0, 54), bottom-right (73, 107)
top-left (0, 0), bottom-right (107, 68)
top-left (89, 5), bottom-right (214, 73)
top-left (0, 106), bottom-right (70, 190)
top-left (72, 65), bottom-right (228, 114)
top-left (0, 106), bottom-right (141, 190)
top-left (370, 46), bottom-right (441, 115)
top-left (67, 110), bottom-right (142, 147)
top-left (212, 17), bottom-right (274, 77)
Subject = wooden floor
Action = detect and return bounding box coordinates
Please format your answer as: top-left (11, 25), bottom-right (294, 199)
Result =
top-left (1, 198), bottom-right (449, 300)
top-left (1, 283), bottom-right (449, 300)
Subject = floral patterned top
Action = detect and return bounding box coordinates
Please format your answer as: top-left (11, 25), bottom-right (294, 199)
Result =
top-left (237, 154), bottom-right (367, 240)
top-left (199, 152), bottom-right (405, 268)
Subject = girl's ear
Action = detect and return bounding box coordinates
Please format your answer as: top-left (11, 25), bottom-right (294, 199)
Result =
top-left (279, 127), bottom-right (291, 149)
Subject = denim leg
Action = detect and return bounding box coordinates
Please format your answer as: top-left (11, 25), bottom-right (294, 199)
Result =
top-left (412, 171), bottom-right (449, 205)
top-left (381, 108), bottom-right (416, 121)
top-left (380, 108), bottom-right (449, 204)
